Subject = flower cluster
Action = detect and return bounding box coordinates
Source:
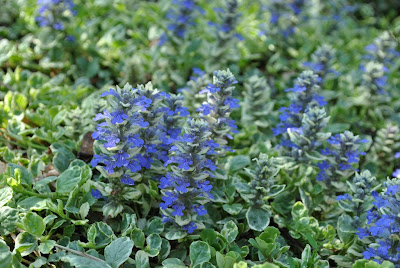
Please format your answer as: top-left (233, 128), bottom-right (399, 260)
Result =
top-left (209, 0), bottom-right (243, 45)
top-left (241, 74), bottom-right (273, 129)
top-left (317, 131), bottom-right (367, 182)
top-left (159, 119), bottom-right (217, 233)
top-left (91, 69), bottom-right (238, 231)
top-left (159, 0), bottom-right (204, 45)
top-left (179, 67), bottom-right (210, 114)
top-left (364, 31), bottom-right (400, 65)
top-left (360, 31), bottom-right (399, 96)
top-left (337, 171), bottom-right (377, 229)
top-left (303, 44), bottom-right (338, 83)
top-left (158, 94), bottom-right (189, 163)
top-left (273, 70), bottom-right (325, 143)
top-left (247, 154), bottom-right (283, 208)
top-left (357, 179), bottom-right (400, 265)
top-left (90, 83), bottom-right (173, 197)
top-left (36, 0), bottom-right (76, 30)
top-left (198, 69), bottom-right (239, 155)
top-left (259, 0), bottom-right (307, 39)
top-left (360, 62), bottom-right (389, 95)
top-left (286, 106), bottom-right (331, 163)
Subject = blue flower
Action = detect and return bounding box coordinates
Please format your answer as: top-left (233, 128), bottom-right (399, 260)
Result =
top-left (134, 96), bottom-right (152, 111)
top-left (110, 110), bottom-right (128, 124)
top-left (160, 192), bottom-right (178, 209)
top-left (197, 180), bottom-right (212, 192)
top-left (193, 205), bottom-right (207, 216)
top-left (171, 204), bottom-right (185, 216)
top-left (160, 119), bottom-right (219, 232)
top-left (224, 97), bottom-right (240, 109)
top-left (357, 179), bottom-right (400, 265)
top-left (285, 84), bottom-right (306, 93)
top-left (275, 71), bottom-right (326, 154)
top-left (91, 83), bottom-right (174, 211)
top-left (318, 131), bottom-right (367, 182)
top-left (159, 175), bottom-right (174, 189)
top-left (114, 151), bottom-right (130, 168)
top-left (336, 194), bottom-right (352, 201)
top-left (127, 134), bottom-right (144, 148)
top-left (176, 179), bottom-right (190, 193)
top-left (137, 154), bottom-right (153, 169)
top-left (197, 104), bottom-right (213, 115)
top-left (101, 88), bottom-right (120, 99)
top-left (90, 154), bottom-right (108, 167)
top-left (128, 160), bottom-right (141, 172)
top-left (91, 189), bottom-right (103, 199)
top-left (120, 174), bottom-right (135, 186)
top-left (198, 69), bottom-right (239, 155)
top-left (183, 222), bottom-right (197, 233)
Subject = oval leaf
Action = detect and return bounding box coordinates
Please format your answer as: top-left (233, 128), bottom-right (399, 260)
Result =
top-left (104, 237), bottom-right (134, 268)
top-left (246, 207), bottom-right (271, 232)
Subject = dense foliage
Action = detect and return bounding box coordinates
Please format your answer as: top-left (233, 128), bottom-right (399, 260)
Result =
top-left (1, 0), bottom-right (400, 267)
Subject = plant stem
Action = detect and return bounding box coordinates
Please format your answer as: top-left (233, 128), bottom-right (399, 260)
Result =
top-left (16, 188), bottom-right (59, 200)
top-left (54, 244), bottom-right (107, 263)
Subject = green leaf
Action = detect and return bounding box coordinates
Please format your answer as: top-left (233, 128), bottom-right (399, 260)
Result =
top-left (14, 232), bottom-right (38, 256)
top-left (104, 237), bottom-right (134, 268)
top-left (162, 258), bottom-right (186, 268)
top-left (216, 252), bottom-right (236, 268)
top-left (135, 250), bottom-right (149, 268)
top-left (102, 201), bottom-right (124, 218)
top-left (164, 228), bottom-right (187, 240)
top-left (233, 261), bottom-right (248, 268)
top-left (338, 214), bottom-right (357, 233)
top-left (198, 262), bottom-right (216, 268)
top-left (227, 155), bottom-right (250, 173)
top-left (121, 213), bottom-right (137, 236)
top-left (145, 234), bottom-right (162, 257)
top-left (222, 204), bottom-right (243, 215)
top-left (23, 212), bottom-right (45, 237)
top-left (17, 196), bottom-right (47, 210)
top-left (246, 207), bottom-right (271, 232)
top-left (56, 166), bottom-right (82, 194)
top-left (0, 206), bottom-right (18, 235)
top-left (7, 164), bottom-right (33, 187)
top-left (145, 217), bottom-right (164, 235)
top-left (84, 222), bottom-right (114, 248)
top-left (190, 241), bottom-right (211, 267)
top-left (0, 187), bottom-right (12, 209)
top-left (253, 263), bottom-right (280, 268)
top-left (38, 240), bottom-right (56, 254)
top-left (131, 228), bottom-right (145, 249)
top-left (79, 202), bottom-right (90, 219)
top-left (353, 260), bottom-right (395, 268)
top-left (291, 202), bottom-right (308, 220)
top-left (158, 239), bottom-right (171, 262)
top-left (51, 143), bottom-right (76, 172)
top-left (0, 240), bottom-right (12, 268)
top-left (61, 254), bottom-right (111, 268)
top-left (221, 221), bottom-right (239, 244)
top-left (29, 256), bottom-right (47, 268)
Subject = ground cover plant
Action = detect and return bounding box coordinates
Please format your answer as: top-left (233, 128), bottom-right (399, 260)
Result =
top-left (1, 0), bottom-right (400, 267)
